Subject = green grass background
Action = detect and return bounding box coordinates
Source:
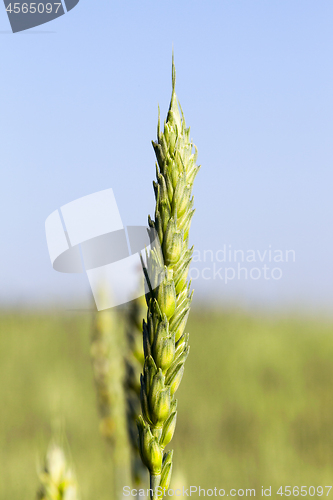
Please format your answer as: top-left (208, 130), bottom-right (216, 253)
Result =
top-left (1, 308), bottom-right (333, 499)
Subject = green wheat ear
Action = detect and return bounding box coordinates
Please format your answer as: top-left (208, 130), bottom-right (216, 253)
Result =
top-left (90, 302), bottom-right (131, 498)
top-left (36, 441), bottom-right (79, 500)
top-left (138, 55), bottom-right (200, 500)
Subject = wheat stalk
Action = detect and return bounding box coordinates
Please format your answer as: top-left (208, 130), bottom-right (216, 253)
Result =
top-left (36, 441), bottom-right (79, 500)
top-left (137, 56), bottom-right (200, 500)
top-left (90, 304), bottom-right (131, 498)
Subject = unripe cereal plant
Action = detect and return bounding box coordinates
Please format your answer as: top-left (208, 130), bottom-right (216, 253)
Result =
top-left (138, 57), bottom-right (200, 500)
top-left (36, 441), bottom-right (79, 500)
top-left (90, 304), bottom-right (131, 498)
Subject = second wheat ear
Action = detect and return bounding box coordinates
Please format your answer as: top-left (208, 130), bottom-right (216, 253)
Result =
top-left (137, 57), bottom-right (200, 500)
top-left (36, 441), bottom-right (79, 500)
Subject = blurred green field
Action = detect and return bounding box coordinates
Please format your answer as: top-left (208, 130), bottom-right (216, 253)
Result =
top-left (1, 308), bottom-right (333, 499)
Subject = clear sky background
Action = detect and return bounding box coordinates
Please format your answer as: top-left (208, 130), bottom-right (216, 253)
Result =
top-left (0, 1), bottom-right (332, 312)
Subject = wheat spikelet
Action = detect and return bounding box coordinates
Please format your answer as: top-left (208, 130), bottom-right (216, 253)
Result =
top-left (36, 442), bottom-right (79, 500)
top-left (137, 56), bottom-right (200, 499)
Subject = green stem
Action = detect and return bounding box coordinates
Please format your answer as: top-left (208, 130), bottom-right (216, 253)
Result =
top-left (150, 474), bottom-right (161, 500)
top-left (152, 427), bottom-right (162, 440)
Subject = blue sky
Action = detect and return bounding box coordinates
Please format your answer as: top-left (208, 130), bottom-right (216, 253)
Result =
top-left (0, 1), bottom-right (332, 311)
